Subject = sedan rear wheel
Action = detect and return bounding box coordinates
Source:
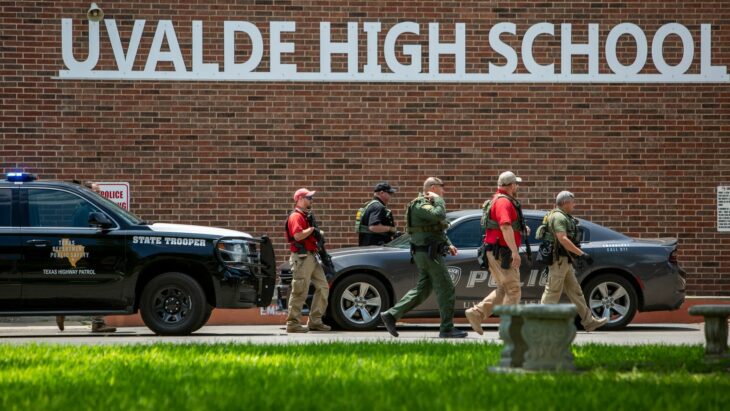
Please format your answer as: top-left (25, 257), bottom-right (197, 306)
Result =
top-left (583, 274), bottom-right (638, 330)
top-left (330, 274), bottom-right (390, 331)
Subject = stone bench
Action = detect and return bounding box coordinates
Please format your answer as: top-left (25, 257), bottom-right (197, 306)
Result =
top-left (493, 303), bottom-right (578, 372)
top-left (688, 304), bottom-right (730, 362)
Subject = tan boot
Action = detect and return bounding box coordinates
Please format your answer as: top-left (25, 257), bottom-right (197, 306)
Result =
top-left (308, 323), bottom-right (331, 332)
top-left (584, 317), bottom-right (609, 332)
top-left (91, 323), bottom-right (117, 333)
top-left (465, 308), bottom-right (484, 336)
top-left (286, 324), bottom-right (309, 333)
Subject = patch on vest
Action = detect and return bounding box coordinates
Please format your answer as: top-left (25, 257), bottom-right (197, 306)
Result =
top-left (447, 266), bottom-right (462, 287)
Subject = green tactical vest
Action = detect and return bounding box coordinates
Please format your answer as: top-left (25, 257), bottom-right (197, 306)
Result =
top-left (356, 199), bottom-right (394, 234)
top-left (405, 195), bottom-right (447, 234)
top-left (536, 208), bottom-right (581, 244)
top-left (355, 199), bottom-right (379, 233)
top-left (480, 194), bottom-right (524, 232)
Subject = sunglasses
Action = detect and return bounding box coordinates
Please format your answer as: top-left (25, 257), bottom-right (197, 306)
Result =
top-left (304, 196), bottom-right (314, 200)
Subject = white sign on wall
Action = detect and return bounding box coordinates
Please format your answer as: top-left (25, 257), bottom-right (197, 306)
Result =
top-left (57, 19), bottom-right (729, 83)
top-left (718, 186), bottom-right (730, 232)
top-left (97, 182), bottom-right (130, 211)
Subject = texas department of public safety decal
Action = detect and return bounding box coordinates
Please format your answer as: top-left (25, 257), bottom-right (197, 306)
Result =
top-left (45, 238), bottom-right (95, 275)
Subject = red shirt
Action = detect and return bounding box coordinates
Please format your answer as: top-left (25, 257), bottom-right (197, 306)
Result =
top-left (483, 189), bottom-right (522, 247)
top-left (286, 209), bottom-right (318, 252)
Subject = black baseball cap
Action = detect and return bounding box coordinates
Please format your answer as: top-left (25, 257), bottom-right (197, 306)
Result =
top-left (374, 182), bottom-right (397, 193)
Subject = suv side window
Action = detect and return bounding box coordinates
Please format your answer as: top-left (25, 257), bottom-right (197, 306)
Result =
top-left (0, 189), bottom-right (11, 227)
top-left (447, 218), bottom-right (482, 248)
top-left (27, 189), bottom-right (99, 228)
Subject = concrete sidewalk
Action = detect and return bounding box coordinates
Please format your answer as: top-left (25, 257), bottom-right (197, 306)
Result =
top-left (0, 323), bottom-right (712, 346)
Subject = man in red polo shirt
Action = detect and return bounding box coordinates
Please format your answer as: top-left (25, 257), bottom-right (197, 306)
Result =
top-left (284, 188), bottom-right (331, 333)
top-left (465, 171), bottom-right (527, 335)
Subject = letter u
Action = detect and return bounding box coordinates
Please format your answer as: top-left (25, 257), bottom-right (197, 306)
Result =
top-left (61, 18), bottom-right (100, 71)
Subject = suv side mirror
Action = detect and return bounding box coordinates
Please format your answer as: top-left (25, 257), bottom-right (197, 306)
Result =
top-left (88, 212), bottom-right (114, 229)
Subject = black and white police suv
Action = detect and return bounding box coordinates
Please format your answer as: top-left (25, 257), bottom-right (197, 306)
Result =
top-left (0, 172), bottom-right (276, 335)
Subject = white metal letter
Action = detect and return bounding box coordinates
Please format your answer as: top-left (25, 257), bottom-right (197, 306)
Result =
top-left (428, 22), bottom-right (466, 74)
top-left (271, 21), bottom-right (297, 75)
top-left (192, 21), bottom-right (219, 75)
top-left (320, 22), bottom-right (359, 74)
top-left (488, 22), bottom-right (517, 76)
top-left (223, 21), bottom-right (263, 74)
top-left (652, 23), bottom-right (694, 76)
top-left (605, 23), bottom-right (647, 76)
top-left (105, 19), bottom-right (145, 73)
top-left (384, 22), bottom-right (422, 75)
top-left (522, 22), bottom-right (555, 76)
top-left (61, 19), bottom-right (100, 72)
top-left (700, 24), bottom-right (727, 79)
top-left (561, 23), bottom-right (599, 75)
top-left (144, 20), bottom-right (186, 72)
top-left (363, 22), bottom-right (382, 75)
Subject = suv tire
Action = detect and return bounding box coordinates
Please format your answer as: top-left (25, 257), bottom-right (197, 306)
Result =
top-left (140, 272), bottom-right (208, 336)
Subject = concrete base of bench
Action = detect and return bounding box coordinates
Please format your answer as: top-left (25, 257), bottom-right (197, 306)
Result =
top-left (493, 304), bottom-right (578, 372)
top-left (687, 304), bottom-right (730, 362)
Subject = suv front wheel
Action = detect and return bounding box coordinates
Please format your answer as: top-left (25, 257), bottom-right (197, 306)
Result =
top-left (140, 272), bottom-right (208, 336)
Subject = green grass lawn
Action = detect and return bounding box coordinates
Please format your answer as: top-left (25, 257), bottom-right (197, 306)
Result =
top-left (0, 342), bottom-right (727, 411)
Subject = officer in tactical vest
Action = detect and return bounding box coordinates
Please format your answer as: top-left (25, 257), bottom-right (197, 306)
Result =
top-left (357, 182), bottom-right (398, 246)
top-left (465, 171), bottom-right (527, 336)
top-left (539, 191), bottom-right (608, 332)
top-left (379, 177), bottom-right (467, 338)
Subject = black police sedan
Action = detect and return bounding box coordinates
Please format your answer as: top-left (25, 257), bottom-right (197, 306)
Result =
top-left (277, 209), bottom-right (686, 331)
top-left (0, 173), bottom-right (275, 335)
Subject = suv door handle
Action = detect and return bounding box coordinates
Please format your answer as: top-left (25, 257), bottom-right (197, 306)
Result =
top-left (26, 239), bottom-right (50, 248)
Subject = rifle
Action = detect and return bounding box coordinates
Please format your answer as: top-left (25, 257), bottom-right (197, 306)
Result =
top-left (306, 212), bottom-right (336, 281)
top-left (516, 205), bottom-right (532, 268)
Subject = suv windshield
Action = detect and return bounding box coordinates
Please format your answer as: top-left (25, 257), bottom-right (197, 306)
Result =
top-left (78, 186), bottom-right (145, 226)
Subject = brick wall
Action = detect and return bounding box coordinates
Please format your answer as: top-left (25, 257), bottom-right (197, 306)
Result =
top-left (2, 1), bottom-right (729, 295)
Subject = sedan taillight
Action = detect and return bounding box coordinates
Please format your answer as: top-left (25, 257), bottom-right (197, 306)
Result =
top-left (669, 248), bottom-right (678, 264)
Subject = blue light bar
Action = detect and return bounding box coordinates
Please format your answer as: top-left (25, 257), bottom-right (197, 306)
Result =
top-left (6, 172), bottom-right (37, 182)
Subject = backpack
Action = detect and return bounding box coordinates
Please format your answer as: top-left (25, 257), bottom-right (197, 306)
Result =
top-left (480, 194), bottom-right (523, 232)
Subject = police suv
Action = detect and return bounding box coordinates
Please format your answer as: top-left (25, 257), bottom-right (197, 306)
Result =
top-left (0, 173), bottom-right (276, 335)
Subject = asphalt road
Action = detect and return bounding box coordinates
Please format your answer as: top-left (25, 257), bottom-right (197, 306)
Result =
top-left (0, 322), bottom-right (713, 346)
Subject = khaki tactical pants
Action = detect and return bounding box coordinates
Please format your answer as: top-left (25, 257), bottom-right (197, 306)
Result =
top-left (472, 253), bottom-right (521, 319)
top-left (540, 256), bottom-right (593, 325)
top-left (286, 252), bottom-right (329, 326)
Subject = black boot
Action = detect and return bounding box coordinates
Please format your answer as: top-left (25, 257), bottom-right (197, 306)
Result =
top-left (379, 312), bottom-right (399, 337)
top-left (439, 328), bottom-right (468, 338)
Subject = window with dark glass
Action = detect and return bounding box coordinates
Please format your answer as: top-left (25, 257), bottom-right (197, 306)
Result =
top-left (27, 189), bottom-right (99, 228)
top-left (447, 218), bottom-right (483, 248)
top-left (0, 189), bottom-right (11, 227)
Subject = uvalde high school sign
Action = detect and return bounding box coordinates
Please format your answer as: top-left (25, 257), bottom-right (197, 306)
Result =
top-left (58, 19), bottom-right (729, 83)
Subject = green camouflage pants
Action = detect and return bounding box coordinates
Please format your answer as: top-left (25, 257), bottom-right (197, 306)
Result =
top-left (386, 251), bottom-right (455, 333)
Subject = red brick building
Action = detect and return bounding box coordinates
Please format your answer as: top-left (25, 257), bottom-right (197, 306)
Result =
top-left (2, 1), bottom-right (728, 295)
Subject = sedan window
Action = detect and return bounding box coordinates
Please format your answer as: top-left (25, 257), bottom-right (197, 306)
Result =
top-left (447, 218), bottom-right (482, 248)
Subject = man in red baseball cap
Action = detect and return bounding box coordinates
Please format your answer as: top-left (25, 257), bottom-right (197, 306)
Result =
top-left (283, 188), bottom-right (330, 333)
